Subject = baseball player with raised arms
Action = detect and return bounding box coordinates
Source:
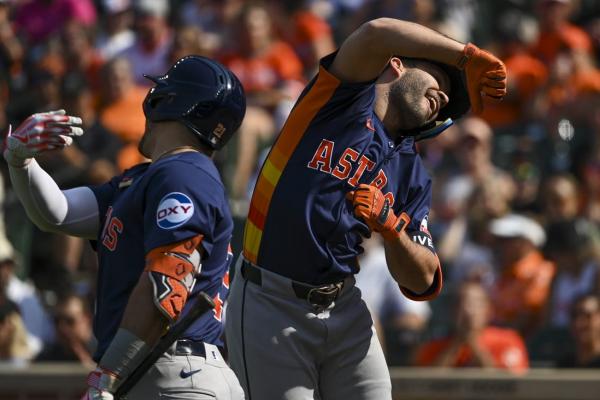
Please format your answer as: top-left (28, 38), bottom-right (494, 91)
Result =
top-left (4, 56), bottom-right (246, 399)
top-left (225, 18), bottom-right (507, 399)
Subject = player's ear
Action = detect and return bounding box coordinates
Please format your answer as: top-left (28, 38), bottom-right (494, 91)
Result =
top-left (389, 57), bottom-right (404, 77)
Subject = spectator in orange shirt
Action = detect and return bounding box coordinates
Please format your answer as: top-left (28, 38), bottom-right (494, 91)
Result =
top-left (489, 214), bottom-right (556, 337)
top-left (273, 1), bottom-right (336, 76)
top-left (61, 21), bottom-right (105, 92)
top-left (223, 2), bottom-right (304, 107)
top-left (222, 2), bottom-right (305, 203)
top-left (532, 0), bottom-right (593, 64)
top-left (98, 57), bottom-right (148, 170)
top-left (480, 11), bottom-right (548, 127)
top-left (415, 281), bottom-right (529, 373)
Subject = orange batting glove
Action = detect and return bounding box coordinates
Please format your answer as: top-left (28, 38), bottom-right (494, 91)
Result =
top-left (346, 184), bottom-right (410, 241)
top-left (456, 43), bottom-right (507, 114)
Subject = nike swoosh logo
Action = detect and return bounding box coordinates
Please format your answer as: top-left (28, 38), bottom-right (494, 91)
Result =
top-left (180, 368), bottom-right (202, 379)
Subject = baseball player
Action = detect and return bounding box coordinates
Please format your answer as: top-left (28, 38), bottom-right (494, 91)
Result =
top-left (225, 18), bottom-right (507, 399)
top-left (4, 56), bottom-right (246, 399)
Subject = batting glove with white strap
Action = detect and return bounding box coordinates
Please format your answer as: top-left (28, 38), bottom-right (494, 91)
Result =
top-left (81, 367), bottom-right (120, 400)
top-left (346, 184), bottom-right (411, 241)
top-left (3, 109), bottom-right (83, 167)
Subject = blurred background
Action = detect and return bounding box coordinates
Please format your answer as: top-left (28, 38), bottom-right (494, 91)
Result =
top-left (0, 0), bottom-right (600, 399)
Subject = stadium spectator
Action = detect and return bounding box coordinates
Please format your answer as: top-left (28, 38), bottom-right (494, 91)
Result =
top-left (437, 117), bottom-right (514, 285)
top-left (169, 25), bottom-right (214, 65)
top-left (62, 73), bottom-right (122, 185)
top-left (222, 2), bottom-right (304, 107)
top-left (0, 300), bottom-right (32, 365)
top-left (96, 0), bottom-right (135, 60)
top-left (98, 57), bottom-right (147, 170)
top-left (14, 0), bottom-right (97, 45)
top-left (118, 0), bottom-right (171, 85)
top-left (415, 281), bottom-right (529, 373)
top-left (480, 11), bottom-right (548, 128)
top-left (177, 0), bottom-right (241, 53)
top-left (60, 21), bottom-right (104, 92)
top-left (545, 219), bottom-right (600, 328)
top-left (558, 294), bottom-right (600, 368)
top-left (35, 293), bottom-right (95, 368)
top-left (29, 68), bottom-right (62, 114)
top-left (489, 214), bottom-right (556, 337)
top-left (0, 249), bottom-right (53, 357)
top-left (273, 1), bottom-right (336, 76)
top-left (0, 0), bottom-right (23, 76)
top-left (541, 174), bottom-right (581, 223)
top-left (222, 2), bottom-right (304, 201)
top-left (532, 0), bottom-right (593, 64)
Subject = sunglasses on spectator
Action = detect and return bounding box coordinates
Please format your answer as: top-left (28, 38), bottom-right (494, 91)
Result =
top-left (54, 314), bottom-right (77, 325)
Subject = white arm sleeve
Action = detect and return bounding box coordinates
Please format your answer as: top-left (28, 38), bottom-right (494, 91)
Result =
top-left (8, 159), bottom-right (100, 239)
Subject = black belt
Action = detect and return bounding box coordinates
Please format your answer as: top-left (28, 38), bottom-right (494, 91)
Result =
top-left (241, 260), bottom-right (344, 310)
top-left (169, 339), bottom-right (206, 357)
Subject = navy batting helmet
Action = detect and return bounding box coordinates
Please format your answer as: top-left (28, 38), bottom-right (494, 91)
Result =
top-left (142, 55), bottom-right (246, 150)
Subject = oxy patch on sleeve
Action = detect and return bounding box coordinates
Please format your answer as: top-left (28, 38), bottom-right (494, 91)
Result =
top-left (156, 192), bottom-right (195, 229)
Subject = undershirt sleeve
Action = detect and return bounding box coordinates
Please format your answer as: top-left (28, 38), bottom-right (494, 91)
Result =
top-left (8, 159), bottom-right (99, 239)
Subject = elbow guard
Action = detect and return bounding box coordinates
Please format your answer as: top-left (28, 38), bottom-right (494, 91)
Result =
top-left (146, 235), bottom-right (203, 321)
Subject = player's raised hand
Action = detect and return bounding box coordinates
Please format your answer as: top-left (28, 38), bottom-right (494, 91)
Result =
top-left (3, 109), bottom-right (83, 167)
top-left (346, 184), bottom-right (410, 241)
top-left (456, 43), bottom-right (507, 114)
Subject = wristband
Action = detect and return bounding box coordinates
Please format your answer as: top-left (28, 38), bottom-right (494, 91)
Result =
top-left (381, 212), bottom-right (411, 242)
top-left (98, 328), bottom-right (150, 388)
top-left (3, 149), bottom-right (30, 168)
top-left (455, 43), bottom-right (477, 70)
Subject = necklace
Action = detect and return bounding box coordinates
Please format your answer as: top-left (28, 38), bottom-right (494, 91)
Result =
top-left (154, 146), bottom-right (199, 161)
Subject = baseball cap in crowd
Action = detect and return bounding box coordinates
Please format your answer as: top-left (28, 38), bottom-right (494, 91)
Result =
top-left (489, 214), bottom-right (546, 247)
top-left (103, 0), bottom-right (131, 14)
top-left (544, 219), bottom-right (594, 253)
top-left (134, 0), bottom-right (169, 17)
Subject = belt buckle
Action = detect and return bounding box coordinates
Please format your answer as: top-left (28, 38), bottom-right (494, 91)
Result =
top-left (306, 282), bottom-right (343, 312)
top-left (175, 340), bottom-right (193, 355)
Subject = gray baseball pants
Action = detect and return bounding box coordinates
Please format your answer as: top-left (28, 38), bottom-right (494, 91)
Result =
top-left (225, 256), bottom-right (392, 400)
top-left (125, 342), bottom-right (245, 399)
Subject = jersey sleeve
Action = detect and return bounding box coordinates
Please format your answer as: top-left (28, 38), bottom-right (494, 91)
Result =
top-left (293, 51), bottom-right (376, 123)
top-left (142, 162), bottom-right (223, 257)
top-left (402, 156), bottom-right (436, 254)
top-left (87, 175), bottom-right (121, 222)
top-left (397, 155), bottom-right (443, 301)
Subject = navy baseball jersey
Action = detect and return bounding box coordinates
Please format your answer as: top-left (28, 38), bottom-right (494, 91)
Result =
top-left (88, 152), bottom-right (233, 361)
top-left (243, 52), bottom-right (436, 286)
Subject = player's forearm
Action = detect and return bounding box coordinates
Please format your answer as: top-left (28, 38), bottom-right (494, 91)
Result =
top-left (120, 272), bottom-right (169, 346)
top-left (383, 233), bottom-right (438, 294)
top-left (8, 160), bottom-right (99, 238)
top-left (332, 18), bottom-right (466, 82)
top-left (94, 278), bottom-right (158, 392)
top-left (368, 18), bottom-right (465, 65)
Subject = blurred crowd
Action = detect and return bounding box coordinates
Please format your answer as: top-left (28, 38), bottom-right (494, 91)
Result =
top-left (0, 0), bottom-right (599, 373)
